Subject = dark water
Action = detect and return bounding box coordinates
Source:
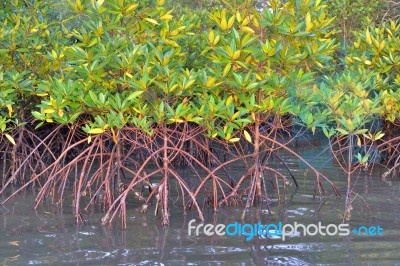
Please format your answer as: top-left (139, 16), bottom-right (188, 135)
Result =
top-left (1, 145), bottom-right (400, 265)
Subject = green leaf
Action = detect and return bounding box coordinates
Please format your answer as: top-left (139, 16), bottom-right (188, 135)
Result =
top-left (336, 128), bottom-right (350, 135)
top-left (127, 91), bottom-right (143, 101)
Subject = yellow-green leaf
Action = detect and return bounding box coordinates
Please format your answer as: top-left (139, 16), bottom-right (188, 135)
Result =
top-left (226, 95), bottom-right (233, 105)
top-left (223, 63), bottom-right (231, 77)
top-left (336, 128), bottom-right (349, 135)
top-left (306, 13), bottom-right (313, 31)
top-left (5, 134), bottom-right (15, 145)
top-left (346, 119), bottom-right (354, 131)
top-left (169, 118), bottom-right (184, 123)
top-left (232, 111), bottom-right (240, 120)
top-left (6, 104), bottom-right (12, 117)
top-left (213, 35), bottom-right (220, 45)
top-left (144, 18), bottom-right (159, 25)
top-left (206, 77), bottom-right (216, 87)
top-left (375, 132), bottom-right (385, 140)
top-left (228, 138), bottom-right (240, 143)
top-left (251, 112), bottom-right (256, 122)
top-left (88, 128), bottom-right (105, 134)
top-left (236, 11), bottom-right (242, 22)
top-left (220, 17), bottom-right (228, 30)
top-left (243, 130), bottom-right (252, 143)
top-left (227, 15), bottom-right (235, 28)
top-left (232, 50), bottom-right (241, 60)
top-left (366, 29), bottom-right (372, 44)
top-left (160, 14), bottom-right (173, 21)
top-left (208, 30), bottom-right (215, 43)
top-left (51, 50), bottom-right (57, 59)
top-left (125, 4), bottom-right (139, 13)
top-left (379, 40), bottom-right (385, 50)
top-left (241, 26), bottom-right (255, 34)
top-left (252, 17), bottom-right (259, 28)
top-left (184, 79), bottom-right (195, 89)
top-left (43, 108), bottom-right (55, 114)
top-left (354, 38), bottom-right (361, 48)
top-left (165, 38), bottom-right (179, 47)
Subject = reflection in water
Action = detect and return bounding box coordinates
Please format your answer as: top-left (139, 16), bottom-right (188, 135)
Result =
top-left (1, 145), bottom-right (400, 265)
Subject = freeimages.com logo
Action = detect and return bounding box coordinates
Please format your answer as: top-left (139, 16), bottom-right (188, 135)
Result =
top-left (188, 220), bottom-right (383, 241)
